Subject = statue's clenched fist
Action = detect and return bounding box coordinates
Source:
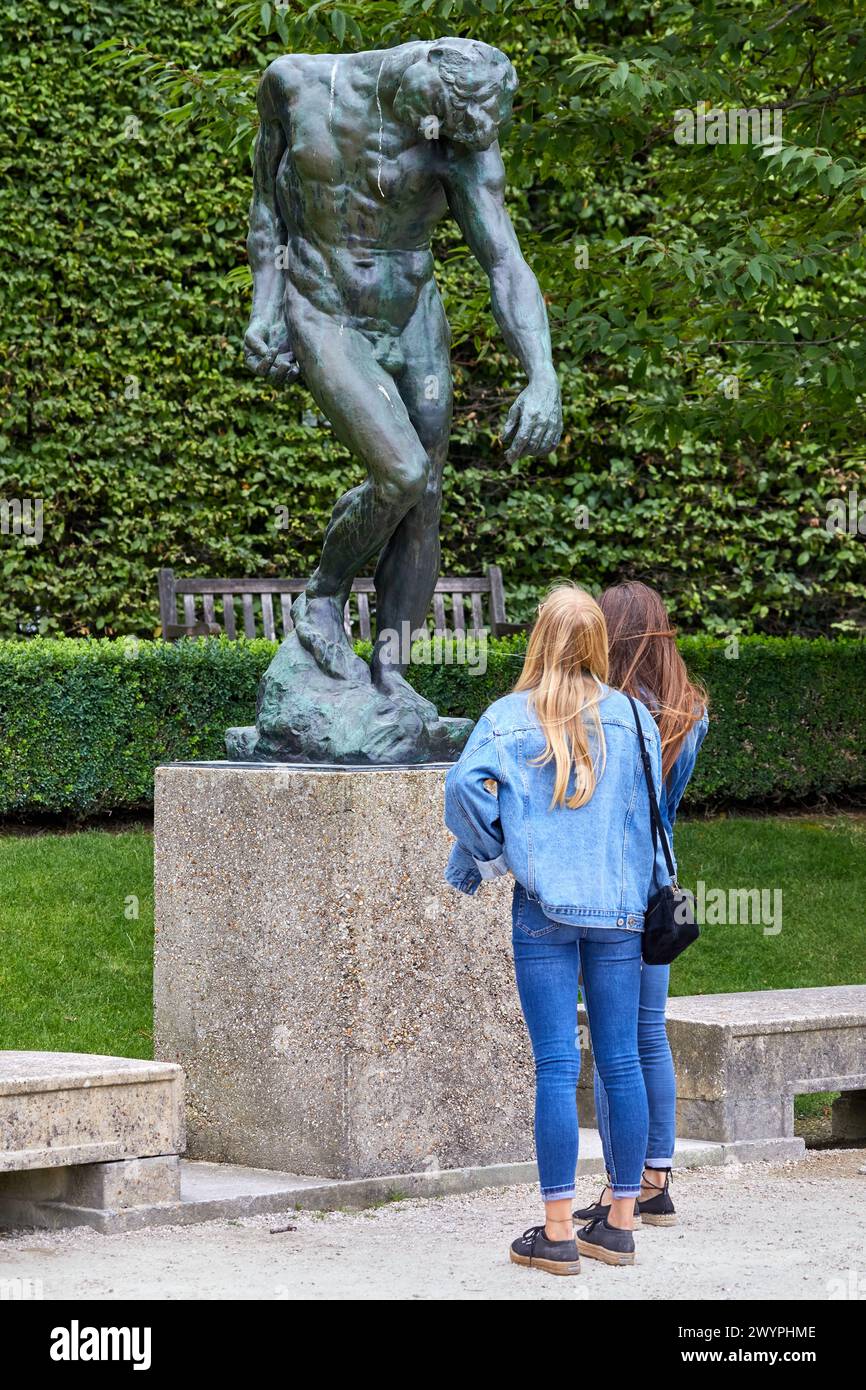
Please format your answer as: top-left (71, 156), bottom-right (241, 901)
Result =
top-left (243, 319), bottom-right (301, 385)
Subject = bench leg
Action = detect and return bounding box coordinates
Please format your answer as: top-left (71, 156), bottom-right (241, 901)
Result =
top-left (0, 1155), bottom-right (180, 1228)
top-left (831, 1090), bottom-right (866, 1141)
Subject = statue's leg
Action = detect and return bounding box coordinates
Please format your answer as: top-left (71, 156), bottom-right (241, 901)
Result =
top-left (370, 285), bottom-right (452, 700)
top-left (286, 291), bottom-right (432, 679)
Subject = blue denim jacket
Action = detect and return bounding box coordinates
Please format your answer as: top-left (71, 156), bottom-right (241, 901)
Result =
top-left (659, 707), bottom-right (709, 842)
top-left (444, 686), bottom-right (674, 930)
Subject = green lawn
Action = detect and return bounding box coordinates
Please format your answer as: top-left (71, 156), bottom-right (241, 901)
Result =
top-left (672, 814), bottom-right (866, 995)
top-left (0, 829), bottom-right (154, 1057)
top-left (0, 816), bottom-right (864, 1059)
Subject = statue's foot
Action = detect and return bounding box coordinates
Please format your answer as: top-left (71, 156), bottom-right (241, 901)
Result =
top-left (293, 592), bottom-right (369, 682)
top-left (372, 662), bottom-right (439, 723)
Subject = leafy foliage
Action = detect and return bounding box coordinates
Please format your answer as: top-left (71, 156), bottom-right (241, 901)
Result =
top-left (1, 1), bottom-right (864, 640)
top-left (0, 634), bottom-right (862, 815)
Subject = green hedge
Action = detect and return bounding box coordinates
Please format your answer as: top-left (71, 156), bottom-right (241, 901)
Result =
top-left (1, 2), bottom-right (864, 642)
top-left (0, 636), bottom-right (863, 816)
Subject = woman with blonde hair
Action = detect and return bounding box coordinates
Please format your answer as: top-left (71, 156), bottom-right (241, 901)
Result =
top-left (444, 584), bottom-right (670, 1276)
top-left (574, 580), bottom-right (708, 1230)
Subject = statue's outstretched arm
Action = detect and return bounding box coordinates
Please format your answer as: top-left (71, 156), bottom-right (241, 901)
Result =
top-left (444, 144), bottom-right (562, 461)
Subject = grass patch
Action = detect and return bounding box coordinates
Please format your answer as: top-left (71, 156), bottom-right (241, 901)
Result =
top-left (0, 830), bottom-right (154, 1056)
top-left (1, 815), bottom-right (863, 1059)
top-left (793, 1091), bottom-right (838, 1118)
top-left (672, 814), bottom-right (866, 995)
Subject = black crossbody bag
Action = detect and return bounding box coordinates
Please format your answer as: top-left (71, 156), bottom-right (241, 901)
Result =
top-left (626, 694), bottom-right (699, 966)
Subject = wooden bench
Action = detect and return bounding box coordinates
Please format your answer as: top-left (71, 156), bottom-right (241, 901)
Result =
top-left (158, 566), bottom-right (520, 641)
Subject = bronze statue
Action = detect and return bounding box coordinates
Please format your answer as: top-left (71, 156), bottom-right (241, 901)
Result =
top-left (227, 38), bottom-right (561, 764)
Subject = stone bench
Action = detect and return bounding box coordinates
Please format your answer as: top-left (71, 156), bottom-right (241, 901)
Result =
top-left (578, 984), bottom-right (866, 1161)
top-left (0, 1052), bottom-right (185, 1231)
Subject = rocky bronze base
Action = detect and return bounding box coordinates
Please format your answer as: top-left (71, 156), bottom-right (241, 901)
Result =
top-left (226, 630), bottom-right (472, 765)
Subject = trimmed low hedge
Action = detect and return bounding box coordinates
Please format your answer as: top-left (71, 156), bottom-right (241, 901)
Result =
top-left (0, 636), bottom-right (863, 817)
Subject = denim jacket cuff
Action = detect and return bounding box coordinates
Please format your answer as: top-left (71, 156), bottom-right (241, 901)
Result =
top-left (444, 863), bottom-right (481, 896)
top-left (474, 852), bottom-right (509, 881)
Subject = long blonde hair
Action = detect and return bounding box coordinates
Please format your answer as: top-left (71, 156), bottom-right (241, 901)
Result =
top-left (514, 584), bottom-right (609, 809)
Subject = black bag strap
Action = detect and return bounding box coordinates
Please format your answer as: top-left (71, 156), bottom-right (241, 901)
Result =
top-left (625, 693), bottom-right (677, 886)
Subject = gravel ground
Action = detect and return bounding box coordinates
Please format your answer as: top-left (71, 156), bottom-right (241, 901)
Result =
top-left (1, 1148), bottom-right (863, 1302)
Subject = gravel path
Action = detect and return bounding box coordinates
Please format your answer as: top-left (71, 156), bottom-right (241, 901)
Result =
top-left (1, 1149), bottom-right (863, 1301)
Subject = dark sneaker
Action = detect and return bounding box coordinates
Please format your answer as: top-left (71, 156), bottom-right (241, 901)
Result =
top-left (638, 1170), bottom-right (676, 1227)
top-left (510, 1224), bottom-right (581, 1277)
top-left (576, 1216), bottom-right (636, 1266)
top-left (573, 1185), bottom-right (641, 1226)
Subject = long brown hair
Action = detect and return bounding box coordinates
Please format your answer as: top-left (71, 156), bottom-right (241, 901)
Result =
top-left (598, 581), bottom-right (707, 780)
top-left (514, 584), bottom-right (609, 809)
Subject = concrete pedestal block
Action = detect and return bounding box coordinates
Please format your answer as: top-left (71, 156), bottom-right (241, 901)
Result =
top-left (154, 762), bottom-right (529, 1180)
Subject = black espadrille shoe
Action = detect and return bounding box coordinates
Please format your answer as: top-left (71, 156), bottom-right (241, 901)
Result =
top-left (509, 1224), bottom-right (581, 1277)
top-left (638, 1170), bottom-right (676, 1226)
top-left (575, 1216), bottom-right (636, 1266)
top-left (573, 1184), bottom-right (641, 1226)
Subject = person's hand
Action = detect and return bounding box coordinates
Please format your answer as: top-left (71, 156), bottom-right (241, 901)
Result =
top-left (502, 375), bottom-right (562, 461)
top-left (243, 318), bottom-right (301, 386)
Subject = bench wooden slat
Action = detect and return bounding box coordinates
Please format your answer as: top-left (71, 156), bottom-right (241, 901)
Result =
top-left (173, 578), bottom-right (306, 595)
top-left (183, 594), bottom-right (196, 626)
top-left (222, 595), bottom-right (236, 640)
top-left (242, 594), bottom-right (256, 638)
top-left (171, 575), bottom-right (498, 596)
top-left (435, 577), bottom-right (491, 594)
top-left (471, 592), bottom-right (484, 630)
top-left (357, 592), bottom-right (371, 641)
top-left (158, 568), bottom-right (176, 637)
top-left (487, 565), bottom-right (507, 629)
top-left (432, 593), bottom-right (446, 633)
top-left (280, 593), bottom-right (294, 635)
top-left (261, 593), bottom-right (276, 641)
top-left (202, 594), bottom-right (216, 627)
top-left (450, 593), bottom-right (465, 631)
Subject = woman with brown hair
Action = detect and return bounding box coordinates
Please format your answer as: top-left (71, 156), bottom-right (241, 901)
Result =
top-left (444, 584), bottom-right (674, 1274)
top-left (574, 580), bottom-right (708, 1230)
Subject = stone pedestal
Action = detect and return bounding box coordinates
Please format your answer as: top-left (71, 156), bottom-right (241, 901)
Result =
top-left (154, 762), bottom-right (529, 1180)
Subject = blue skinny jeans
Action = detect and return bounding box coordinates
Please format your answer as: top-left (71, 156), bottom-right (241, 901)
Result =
top-left (511, 885), bottom-right (648, 1200)
top-left (594, 962), bottom-right (676, 1172)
